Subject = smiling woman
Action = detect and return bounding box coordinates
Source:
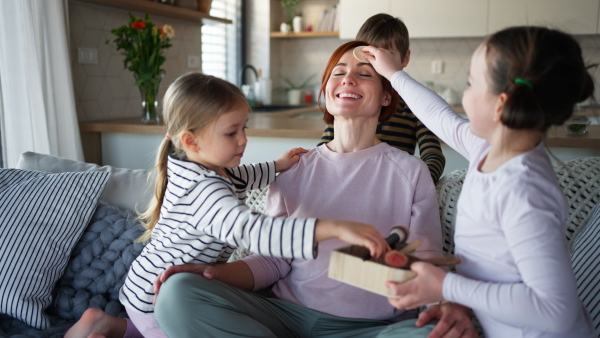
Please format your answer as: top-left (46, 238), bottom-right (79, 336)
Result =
top-left (150, 41), bottom-right (468, 338)
top-left (319, 41), bottom-right (398, 126)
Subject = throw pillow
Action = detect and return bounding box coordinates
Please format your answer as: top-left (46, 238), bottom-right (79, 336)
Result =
top-left (571, 202), bottom-right (600, 336)
top-left (0, 169), bottom-right (109, 330)
top-left (16, 151), bottom-right (153, 213)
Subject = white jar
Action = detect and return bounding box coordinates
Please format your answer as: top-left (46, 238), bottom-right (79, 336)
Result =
top-left (280, 22), bottom-right (289, 33)
top-left (293, 16), bottom-right (302, 33)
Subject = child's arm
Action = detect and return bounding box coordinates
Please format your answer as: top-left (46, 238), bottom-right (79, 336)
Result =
top-left (228, 148), bottom-right (308, 191)
top-left (413, 119), bottom-right (446, 183)
top-left (314, 219), bottom-right (390, 259)
top-left (274, 147), bottom-right (308, 173)
top-left (364, 47), bottom-right (481, 160)
top-left (189, 179), bottom-right (389, 260)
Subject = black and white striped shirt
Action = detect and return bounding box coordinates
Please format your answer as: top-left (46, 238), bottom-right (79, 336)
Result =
top-left (120, 155), bottom-right (317, 313)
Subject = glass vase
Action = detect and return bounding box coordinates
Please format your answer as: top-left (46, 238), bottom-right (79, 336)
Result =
top-left (135, 71), bottom-right (165, 124)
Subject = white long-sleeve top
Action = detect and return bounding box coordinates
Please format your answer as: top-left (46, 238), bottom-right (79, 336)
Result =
top-left (120, 155), bottom-right (317, 313)
top-left (390, 71), bottom-right (594, 337)
top-left (243, 143), bottom-right (442, 321)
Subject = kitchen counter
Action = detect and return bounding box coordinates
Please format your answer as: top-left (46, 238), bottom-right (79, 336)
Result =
top-left (79, 105), bottom-right (600, 165)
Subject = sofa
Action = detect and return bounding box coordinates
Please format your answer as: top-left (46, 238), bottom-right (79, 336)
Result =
top-left (0, 152), bottom-right (598, 337)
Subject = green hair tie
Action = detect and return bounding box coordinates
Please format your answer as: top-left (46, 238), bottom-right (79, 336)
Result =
top-left (514, 78), bottom-right (533, 89)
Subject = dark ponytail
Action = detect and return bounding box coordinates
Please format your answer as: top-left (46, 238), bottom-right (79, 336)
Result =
top-left (485, 26), bottom-right (595, 132)
top-left (501, 81), bottom-right (545, 130)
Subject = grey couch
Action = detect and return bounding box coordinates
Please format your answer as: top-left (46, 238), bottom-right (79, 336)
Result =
top-left (1, 152), bottom-right (598, 337)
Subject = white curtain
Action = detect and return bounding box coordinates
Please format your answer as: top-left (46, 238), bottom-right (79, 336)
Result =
top-left (0, 0), bottom-right (83, 168)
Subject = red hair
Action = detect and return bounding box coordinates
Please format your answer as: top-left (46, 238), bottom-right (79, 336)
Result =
top-left (318, 41), bottom-right (399, 124)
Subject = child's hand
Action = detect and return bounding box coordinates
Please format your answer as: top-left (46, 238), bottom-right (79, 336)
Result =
top-left (315, 220), bottom-right (390, 259)
top-left (386, 261), bottom-right (447, 310)
top-left (362, 46), bottom-right (406, 80)
top-left (274, 147), bottom-right (308, 172)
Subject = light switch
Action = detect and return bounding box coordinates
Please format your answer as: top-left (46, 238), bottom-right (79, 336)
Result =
top-left (431, 60), bottom-right (444, 74)
top-left (187, 55), bottom-right (201, 68)
top-left (78, 48), bottom-right (98, 64)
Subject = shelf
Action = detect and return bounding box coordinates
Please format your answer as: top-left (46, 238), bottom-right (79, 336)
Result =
top-left (72, 0), bottom-right (232, 25)
top-left (270, 31), bottom-right (339, 38)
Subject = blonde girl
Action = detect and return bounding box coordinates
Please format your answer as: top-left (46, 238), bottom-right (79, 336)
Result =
top-left (365, 26), bottom-right (596, 337)
top-left (67, 73), bottom-right (389, 338)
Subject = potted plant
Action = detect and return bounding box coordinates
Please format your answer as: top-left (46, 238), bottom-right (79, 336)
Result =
top-left (281, 73), bottom-right (316, 105)
top-left (280, 0), bottom-right (300, 33)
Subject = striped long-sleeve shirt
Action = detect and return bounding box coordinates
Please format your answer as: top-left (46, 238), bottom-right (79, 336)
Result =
top-left (318, 97), bottom-right (446, 182)
top-left (119, 155), bottom-right (317, 313)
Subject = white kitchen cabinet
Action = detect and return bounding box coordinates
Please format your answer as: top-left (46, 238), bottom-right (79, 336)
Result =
top-left (488, 0), bottom-right (599, 35)
top-left (390, 0), bottom-right (488, 38)
top-left (338, 0), bottom-right (390, 39)
top-left (339, 0), bottom-right (487, 39)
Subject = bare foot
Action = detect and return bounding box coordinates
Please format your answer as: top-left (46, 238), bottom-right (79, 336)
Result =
top-left (65, 308), bottom-right (127, 338)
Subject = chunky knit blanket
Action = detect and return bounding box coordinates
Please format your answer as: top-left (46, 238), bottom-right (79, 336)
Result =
top-left (0, 203), bottom-right (144, 336)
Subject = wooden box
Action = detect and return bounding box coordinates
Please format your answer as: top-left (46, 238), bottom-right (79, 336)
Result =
top-left (197, 0), bottom-right (213, 13)
top-left (328, 245), bottom-right (415, 298)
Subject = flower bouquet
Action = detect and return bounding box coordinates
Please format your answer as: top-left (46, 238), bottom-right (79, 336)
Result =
top-left (107, 13), bottom-right (174, 123)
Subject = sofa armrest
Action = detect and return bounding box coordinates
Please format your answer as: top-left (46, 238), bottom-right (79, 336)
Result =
top-left (435, 169), bottom-right (467, 256)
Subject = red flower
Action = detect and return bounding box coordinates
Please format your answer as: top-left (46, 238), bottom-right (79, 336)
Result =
top-left (131, 21), bottom-right (146, 29)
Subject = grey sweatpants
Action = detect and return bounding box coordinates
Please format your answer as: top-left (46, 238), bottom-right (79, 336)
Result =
top-left (154, 273), bottom-right (435, 338)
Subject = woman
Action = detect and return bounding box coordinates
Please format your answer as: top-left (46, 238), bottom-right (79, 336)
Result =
top-left (153, 41), bottom-right (477, 337)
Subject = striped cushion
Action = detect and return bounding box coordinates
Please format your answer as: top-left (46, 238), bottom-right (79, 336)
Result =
top-left (0, 169), bottom-right (108, 330)
top-left (571, 203), bottom-right (600, 336)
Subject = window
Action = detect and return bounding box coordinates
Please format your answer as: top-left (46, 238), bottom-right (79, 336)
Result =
top-left (202, 0), bottom-right (239, 84)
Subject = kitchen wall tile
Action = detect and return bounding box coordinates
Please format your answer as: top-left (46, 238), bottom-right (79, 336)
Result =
top-left (103, 11), bottom-right (128, 31)
top-left (80, 99), bottom-right (105, 120)
top-left (98, 82), bottom-right (114, 114)
top-left (106, 56), bottom-right (124, 77)
top-left (78, 4), bottom-right (104, 29)
top-left (81, 77), bottom-right (103, 100)
top-left (106, 77), bottom-right (128, 99)
top-left (79, 28), bottom-right (102, 50)
top-left (109, 99), bottom-right (131, 119)
top-left (71, 64), bottom-right (86, 99)
top-left (69, 8), bottom-right (85, 46)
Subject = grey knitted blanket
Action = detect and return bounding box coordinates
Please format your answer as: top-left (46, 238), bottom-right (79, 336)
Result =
top-left (0, 203), bottom-right (144, 337)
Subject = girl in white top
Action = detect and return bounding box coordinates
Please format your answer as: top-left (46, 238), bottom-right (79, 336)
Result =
top-left (363, 26), bottom-right (596, 337)
top-left (66, 73), bottom-right (390, 338)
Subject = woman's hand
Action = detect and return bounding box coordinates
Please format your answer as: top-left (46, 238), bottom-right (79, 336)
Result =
top-left (418, 302), bottom-right (479, 338)
top-left (362, 46), bottom-right (406, 81)
top-left (315, 220), bottom-right (390, 259)
top-left (386, 261), bottom-right (447, 309)
top-left (153, 263), bottom-right (217, 304)
top-left (274, 147), bottom-right (308, 173)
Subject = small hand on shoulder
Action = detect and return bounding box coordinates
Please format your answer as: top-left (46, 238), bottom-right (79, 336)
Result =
top-left (274, 147), bottom-right (309, 172)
